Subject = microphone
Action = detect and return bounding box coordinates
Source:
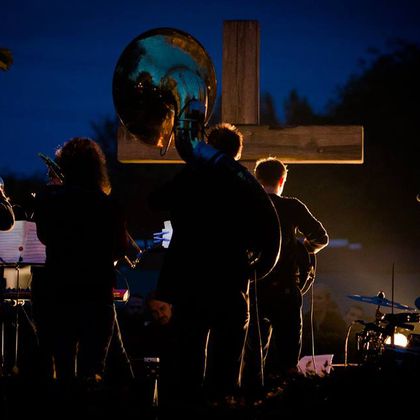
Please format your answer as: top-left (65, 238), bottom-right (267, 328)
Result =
top-left (38, 153), bottom-right (64, 183)
top-left (414, 297), bottom-right (420, 310)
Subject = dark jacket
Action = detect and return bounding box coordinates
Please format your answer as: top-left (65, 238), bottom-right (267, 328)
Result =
top-left (33, 184), bottom-right (128, 303)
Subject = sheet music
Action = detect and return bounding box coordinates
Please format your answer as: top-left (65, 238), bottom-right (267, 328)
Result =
top-left (297, 354), bottom-right (334, 377)
top-left (0, 220), bottom-right (46, 264)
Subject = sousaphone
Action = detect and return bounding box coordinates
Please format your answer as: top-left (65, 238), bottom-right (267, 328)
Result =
top-left (113, 27), bottom-right (216, 161)
top-left (112, 27), bottom-right (281, 280)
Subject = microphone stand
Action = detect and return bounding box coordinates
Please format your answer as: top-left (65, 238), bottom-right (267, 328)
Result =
top-left (12, 256), bottom-right (24, 375)
top-left (391, 263), bottom-right (395, 347)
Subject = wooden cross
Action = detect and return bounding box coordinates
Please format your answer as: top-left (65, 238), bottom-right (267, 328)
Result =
top-left (117, 20), bottom-right (363, 168)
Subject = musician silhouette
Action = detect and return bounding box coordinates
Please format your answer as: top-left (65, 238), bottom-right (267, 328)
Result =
top-left (253, 157), bottom-right (329, 387)
top-left (33, 137), bottom-right (130, 386)
top-left (149, 123), bottom-right (252, 406)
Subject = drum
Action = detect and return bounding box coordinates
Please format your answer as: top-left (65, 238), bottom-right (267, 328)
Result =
top-left (356, 325), bottom-right (388, 364)
top-left (365, 312), bottom-right (420, 370)
top-left (384, 312), bottom-right (420, 325)
top-left (383, 312), bottom-right (420, 348)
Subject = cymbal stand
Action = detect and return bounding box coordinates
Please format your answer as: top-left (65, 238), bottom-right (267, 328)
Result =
top-left (390, 263), bottom-right (395, 346)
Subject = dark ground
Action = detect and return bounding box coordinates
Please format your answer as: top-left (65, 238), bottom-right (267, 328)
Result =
top-left (1, 357), bottom-right (419, 420)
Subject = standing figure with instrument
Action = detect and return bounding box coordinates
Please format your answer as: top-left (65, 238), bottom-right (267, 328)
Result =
top-left (33, 137), bottom-right (130, 389)
top-left (254, 157), bottom-right (329, 386)
top-left (149, 123), bottom-right (254, 406)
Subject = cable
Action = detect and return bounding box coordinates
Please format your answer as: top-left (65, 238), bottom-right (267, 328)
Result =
top-left (308, 283), bottom-right (317, 373)
top-left (252, 270), bottom-right (265, 387)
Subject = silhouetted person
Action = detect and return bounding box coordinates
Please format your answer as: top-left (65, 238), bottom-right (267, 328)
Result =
top-left (149, 123), bottom-right (253, 406)
top-left (33, 137), bottom-right (129, 387)
top-left (252, 157), bottom-right (329, 390)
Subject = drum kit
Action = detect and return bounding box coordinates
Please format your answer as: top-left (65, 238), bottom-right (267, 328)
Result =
top-left (347, 291), bottom-right (420, 369)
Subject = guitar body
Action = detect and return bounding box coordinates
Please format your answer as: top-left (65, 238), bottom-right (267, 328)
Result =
top-left (296, 240), bottom-right (317, 295)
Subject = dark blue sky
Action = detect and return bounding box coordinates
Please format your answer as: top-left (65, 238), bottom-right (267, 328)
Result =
top-left (2, 0), bottom-right (420, 176)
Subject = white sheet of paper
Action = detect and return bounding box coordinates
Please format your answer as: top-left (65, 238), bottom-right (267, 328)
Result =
top-left (162, 220), bottom-right (173, 249)
top-left (0, 220), bottom-right (46, 264)
top-left (297, 354), bottom-right (334, 377)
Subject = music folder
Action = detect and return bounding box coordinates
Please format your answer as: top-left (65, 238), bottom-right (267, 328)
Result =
top-left (0, 220), bottom-right (46, 265)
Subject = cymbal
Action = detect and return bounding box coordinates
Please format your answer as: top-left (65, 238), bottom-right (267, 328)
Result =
top-left (347, 294), bottom-right (415, 310)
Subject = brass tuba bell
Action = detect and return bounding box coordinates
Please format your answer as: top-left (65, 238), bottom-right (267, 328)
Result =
top-left (112, 27), bottom-right (216, 161)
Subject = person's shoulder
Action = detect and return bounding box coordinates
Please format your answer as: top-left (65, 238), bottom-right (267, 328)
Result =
top-left (270, 194), bottom-right (301, 207)
top-left (281, 196), bottom-right (309, 210)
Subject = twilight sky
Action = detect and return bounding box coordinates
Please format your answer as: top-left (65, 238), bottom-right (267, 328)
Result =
top-left (1, 0), bottom-right (420, 176)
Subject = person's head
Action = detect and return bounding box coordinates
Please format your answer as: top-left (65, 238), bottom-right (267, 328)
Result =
top-left (55, 137), bottom-right (111, 195)
top-left (254, 157), bottom-right (288, 195)
top-left (206, 122), bottom-right (243, 160)
top-left (146, 291), bottom-right (173, 326)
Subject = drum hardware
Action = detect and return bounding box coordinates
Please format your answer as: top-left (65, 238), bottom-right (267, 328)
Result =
top-left (354, 316), bottom-right (419, 366)
top-left (347, 290), bottom-right (420, 366)
top-left (347, 291), bottom-right (415, 311)
top-left (0, 261), bottom-right (29, 375)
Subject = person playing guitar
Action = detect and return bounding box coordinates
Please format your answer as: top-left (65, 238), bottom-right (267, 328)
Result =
top-left (253, 157), bottom-right (329, 388)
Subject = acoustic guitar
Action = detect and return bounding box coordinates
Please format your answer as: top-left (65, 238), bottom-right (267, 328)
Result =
top-left (296, 240), bottom-right (317, 295)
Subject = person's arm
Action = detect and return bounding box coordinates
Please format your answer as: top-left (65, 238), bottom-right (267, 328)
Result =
top-left (109, 197), bottom-right (130, 263)
top-left (0, 188), bottom-right (15, 231)
top-left (294, 198), bottom-right (329, 254)
top-left (32, 185), bottom-right (61, 245)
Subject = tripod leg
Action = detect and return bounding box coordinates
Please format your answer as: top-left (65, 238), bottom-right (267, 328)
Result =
top-left (1, 320), bottom-right (4, 375)
top-left (12, 301), bottom-right (20, 375)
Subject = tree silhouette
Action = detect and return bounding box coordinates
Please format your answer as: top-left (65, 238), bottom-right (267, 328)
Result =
top-left (283, 89), bottom-right (320, 125)
top-left (327, 40), bottom-right (420, 243)
top-left (260, 92), bottom-right (281, 126)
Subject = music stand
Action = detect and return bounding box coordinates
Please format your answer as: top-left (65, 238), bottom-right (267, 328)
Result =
top-left (0, 221), bottom-right (46, 375)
